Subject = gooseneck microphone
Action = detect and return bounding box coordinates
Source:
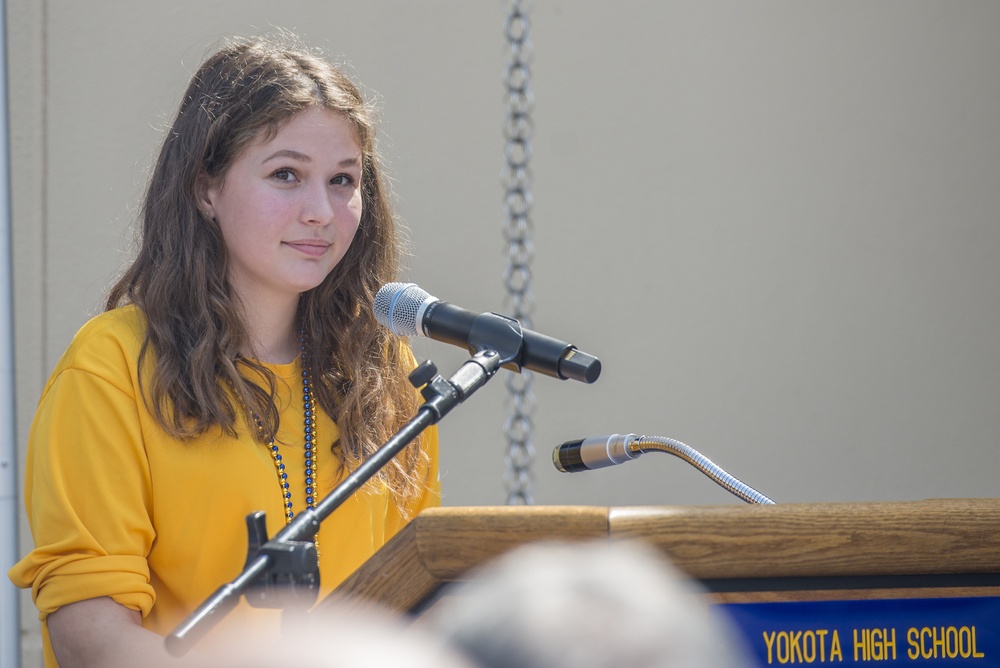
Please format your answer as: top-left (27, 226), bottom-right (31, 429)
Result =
top-left (374, 282), bottom-right (601, 383)
top-left (553, 434), bottom-right (775, 505)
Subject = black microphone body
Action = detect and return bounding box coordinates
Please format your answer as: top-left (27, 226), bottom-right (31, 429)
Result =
top-left (375, 283), bottom-right (601, 384)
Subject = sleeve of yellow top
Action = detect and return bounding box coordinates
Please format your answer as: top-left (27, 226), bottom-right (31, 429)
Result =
top-left (378, 341), bottom-right (442, 536)
top-left (14, 365), bottom-right (157, 619)
top-left (413, 422), bottom-right (442, 514)
top-left (379, 422), bottom-right (441, 539)
top-left (402, 341), bottom-right (442, 514)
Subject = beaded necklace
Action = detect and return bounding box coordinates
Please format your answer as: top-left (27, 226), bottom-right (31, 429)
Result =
top-left (249, 335), bottom-right (321, 557)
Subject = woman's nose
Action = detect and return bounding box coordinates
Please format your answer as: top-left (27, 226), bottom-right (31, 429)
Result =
top-left (301, 182), bottom-right (335, 225)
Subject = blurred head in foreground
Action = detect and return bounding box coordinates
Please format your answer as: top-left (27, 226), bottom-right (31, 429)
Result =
top-left (423, 539), bottom-right (753, 668)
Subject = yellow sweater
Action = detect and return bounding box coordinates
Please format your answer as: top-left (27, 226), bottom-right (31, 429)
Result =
top-left (9, 305), bottom-right (440, 664)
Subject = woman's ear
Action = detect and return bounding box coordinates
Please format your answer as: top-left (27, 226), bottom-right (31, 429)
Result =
top-left (196, 173), bottom-right (218, 221)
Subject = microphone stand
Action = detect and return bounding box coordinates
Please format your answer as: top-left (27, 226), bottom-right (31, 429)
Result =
top-left (165, 348), bottom-right (504, 657)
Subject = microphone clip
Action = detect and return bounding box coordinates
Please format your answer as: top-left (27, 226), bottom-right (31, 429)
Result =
top-left (464, 311), bottom-right (525, 369)
top-left (463, 310), bottom-right (599, 383)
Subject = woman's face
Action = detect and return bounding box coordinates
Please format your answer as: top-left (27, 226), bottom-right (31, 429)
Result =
top-left (200, 107), bottom-right (364, 310)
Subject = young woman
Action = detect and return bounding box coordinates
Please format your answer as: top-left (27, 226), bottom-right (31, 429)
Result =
top-left (9, 35), bottom-right (440, 667)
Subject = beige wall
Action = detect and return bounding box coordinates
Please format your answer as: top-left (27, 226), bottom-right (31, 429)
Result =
top-left (6, 1), bottom-right (1000, 664)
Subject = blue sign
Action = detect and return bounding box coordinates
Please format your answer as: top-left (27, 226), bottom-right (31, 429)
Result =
top-left (716, 597), bottom-right (1000, 666)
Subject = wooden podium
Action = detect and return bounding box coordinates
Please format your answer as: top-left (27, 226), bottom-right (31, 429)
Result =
top-left (329, 498), bottom-right (1000, 613)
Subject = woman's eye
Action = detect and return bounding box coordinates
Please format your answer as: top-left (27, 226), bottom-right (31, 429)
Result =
top-left (331, 174), bottom-right (355, 186)
top-left (273, 168), bottom-right (298, 182)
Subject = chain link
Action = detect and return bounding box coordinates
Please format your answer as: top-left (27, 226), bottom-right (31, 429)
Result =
top-left (501, 0), bottom-right (535, 505)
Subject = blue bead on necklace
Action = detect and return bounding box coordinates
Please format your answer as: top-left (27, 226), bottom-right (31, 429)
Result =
top-left (252, 333), bottom-right (320, 557)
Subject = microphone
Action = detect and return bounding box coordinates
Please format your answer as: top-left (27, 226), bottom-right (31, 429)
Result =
top-left (552, 434), bottom-right (640, 472)
top-left (374, 282), bottom-right (601, 383)
top-left (552, 433), bottom-right (776, 505)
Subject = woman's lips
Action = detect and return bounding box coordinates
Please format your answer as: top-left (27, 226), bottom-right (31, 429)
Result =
top-left (284, 240), bottom-right (331, 257)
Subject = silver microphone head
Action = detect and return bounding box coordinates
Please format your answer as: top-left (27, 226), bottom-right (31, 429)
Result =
top-left (373, 282), bottom-right (437, 337)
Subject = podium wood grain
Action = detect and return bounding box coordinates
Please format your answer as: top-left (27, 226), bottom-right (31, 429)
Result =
top-left (327, 499), bottom-right (1000, 612)
top-left (610, 498), bottom-right (1000, 579)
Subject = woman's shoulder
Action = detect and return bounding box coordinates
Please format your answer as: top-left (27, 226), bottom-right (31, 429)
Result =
top-left (54, 305), bottom-right (148, 377)
top-left (68, 304), bottom-right (146, 347)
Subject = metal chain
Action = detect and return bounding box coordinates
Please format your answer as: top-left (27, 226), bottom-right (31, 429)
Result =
top-left (501, 0), bottom-right (536, 505)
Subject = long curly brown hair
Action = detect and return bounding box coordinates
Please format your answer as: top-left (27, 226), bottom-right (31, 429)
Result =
top-left (106, 35), bottom-right (428, 508)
